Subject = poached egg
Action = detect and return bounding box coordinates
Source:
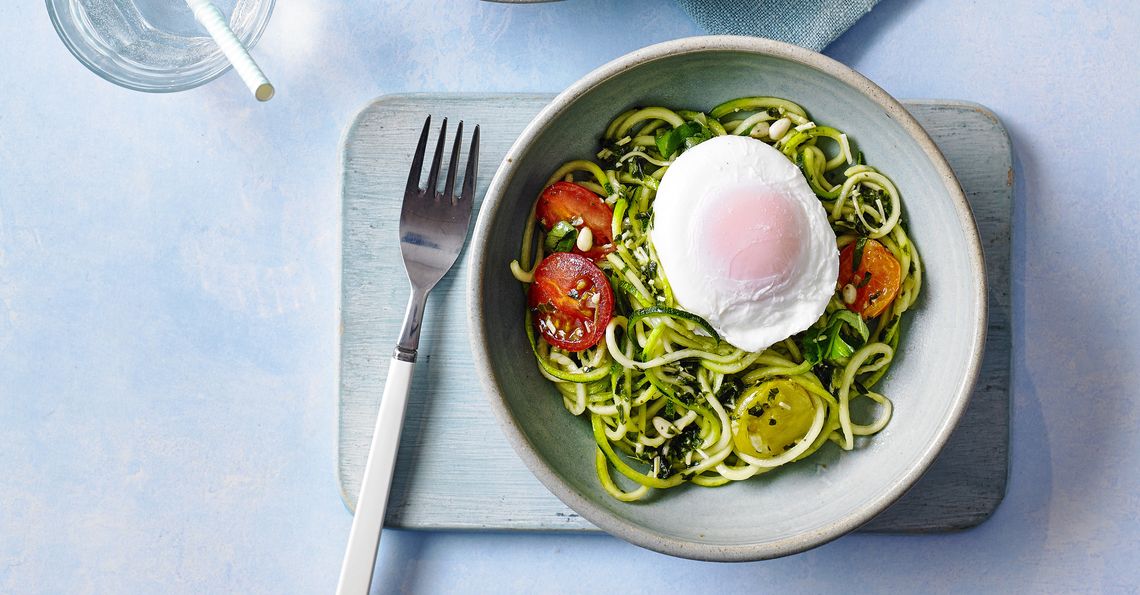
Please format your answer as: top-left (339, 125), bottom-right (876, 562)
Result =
top-left (650, 135), bottom-right (838, 352)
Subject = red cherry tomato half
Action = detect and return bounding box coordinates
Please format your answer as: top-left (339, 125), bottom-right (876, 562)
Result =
top-left (535, 181), bottom-right (615, 260)
top-left (837, 239), bottom-right (902, 319)
top-left (527, 252), bottom-right (615, 352)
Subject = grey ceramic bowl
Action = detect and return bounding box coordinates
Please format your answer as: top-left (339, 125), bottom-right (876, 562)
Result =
top-left (467, 36), bottom-right (986, 561)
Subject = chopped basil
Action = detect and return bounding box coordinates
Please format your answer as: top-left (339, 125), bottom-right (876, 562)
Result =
top-left (715, 378), bottom-right (741, 410)
top-left (674, 424), bottom-right (701, 452)
top-left (624, 157), bottom-right (643, 178)
top-left (852, 236), bottom-right (869, 273)
top-left (654, 121), bottom-right (712, 159)
top-left (544, 220), bottom-right (577, 253)
top-left (599, 140), bottom-right (632, 168)
top-left (802, 310), bottom-right (871, 366)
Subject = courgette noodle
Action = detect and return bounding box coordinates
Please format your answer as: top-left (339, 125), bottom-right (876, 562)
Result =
top-left (510, 96), bottom-right (923, 501)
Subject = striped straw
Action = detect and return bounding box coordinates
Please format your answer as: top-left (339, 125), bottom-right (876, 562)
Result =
top-left (186, 0), bottom-right (275, 101)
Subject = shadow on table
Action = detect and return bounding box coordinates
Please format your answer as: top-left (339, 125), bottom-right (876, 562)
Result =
top-left (827, 0), bottom-right (921, 64)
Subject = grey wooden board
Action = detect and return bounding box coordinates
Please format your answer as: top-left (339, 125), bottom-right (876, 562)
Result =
top-left (338, 93), bottom-right (1011, 532)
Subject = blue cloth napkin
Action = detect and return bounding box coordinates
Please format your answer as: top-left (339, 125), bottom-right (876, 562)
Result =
top-left (675, 0), bottom-right (880, 51)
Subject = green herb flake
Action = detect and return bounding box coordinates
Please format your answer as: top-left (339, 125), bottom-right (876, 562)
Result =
top-left (852, 237), bottom-right (868, 273)
top-left (544, 220), bottom-right (578, 254)
top-left (803, 310), bottom-right (871, 366)
top-left (654, 121), bottom-right (712, 159)
top-left (715, 379), bottom-right (742, 410)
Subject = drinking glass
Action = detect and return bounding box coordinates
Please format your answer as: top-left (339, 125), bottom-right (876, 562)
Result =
top-left (47, 0), bottom-right (275, 93)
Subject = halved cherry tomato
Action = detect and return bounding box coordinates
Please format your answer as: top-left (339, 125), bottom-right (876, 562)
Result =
top-left (527, 252), bottom-right (615, 352)
top-left (535, 181), bottom-right (614, 260)
top-left (733, 380), bottom-right (816, 457)
top-left (837, 239), bottom-right (902, 319)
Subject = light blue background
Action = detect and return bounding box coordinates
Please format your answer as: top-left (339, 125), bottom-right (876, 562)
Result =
top-left (2, 1), bottom-right (1138, 593)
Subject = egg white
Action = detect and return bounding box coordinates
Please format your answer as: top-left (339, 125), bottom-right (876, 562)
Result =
top-left (650, 135), bottom-right (838, 352)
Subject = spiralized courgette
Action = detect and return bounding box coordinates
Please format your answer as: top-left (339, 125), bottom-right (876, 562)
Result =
top-left (511, 97), bottom-right (922, 500)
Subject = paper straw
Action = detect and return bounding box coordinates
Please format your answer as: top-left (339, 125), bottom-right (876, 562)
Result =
top-left (186, 0), bottom-right (275, 101)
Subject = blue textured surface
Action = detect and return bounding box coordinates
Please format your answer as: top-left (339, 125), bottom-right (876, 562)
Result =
top-left (675, 0), bottom-right (878, 51)
top-left (1, 0), bottom-right (1139, 593)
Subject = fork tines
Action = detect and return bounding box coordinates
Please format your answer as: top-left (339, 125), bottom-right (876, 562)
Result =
top-left (406, 116), bottom-right (480, 204)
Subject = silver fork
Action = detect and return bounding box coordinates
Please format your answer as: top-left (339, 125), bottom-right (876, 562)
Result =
top-left (336, 116), bottom-right (479, 595)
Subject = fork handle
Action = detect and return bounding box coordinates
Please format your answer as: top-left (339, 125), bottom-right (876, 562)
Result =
top-left (336, 356), bottom-right (415, 595)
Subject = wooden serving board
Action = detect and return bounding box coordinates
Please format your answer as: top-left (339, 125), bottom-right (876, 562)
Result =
top-left (338, 94), bottom-right (1012, 532)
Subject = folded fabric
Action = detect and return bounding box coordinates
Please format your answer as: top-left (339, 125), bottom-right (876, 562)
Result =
top-left (674, 0), bottom-right (880, 51)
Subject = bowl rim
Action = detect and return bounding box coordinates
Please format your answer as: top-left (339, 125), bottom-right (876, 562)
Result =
top-left (466, 35), bottom-right (987, 561)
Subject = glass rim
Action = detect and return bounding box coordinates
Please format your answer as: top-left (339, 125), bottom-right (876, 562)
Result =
top-left (46, 0), bottom-right (276, 93)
